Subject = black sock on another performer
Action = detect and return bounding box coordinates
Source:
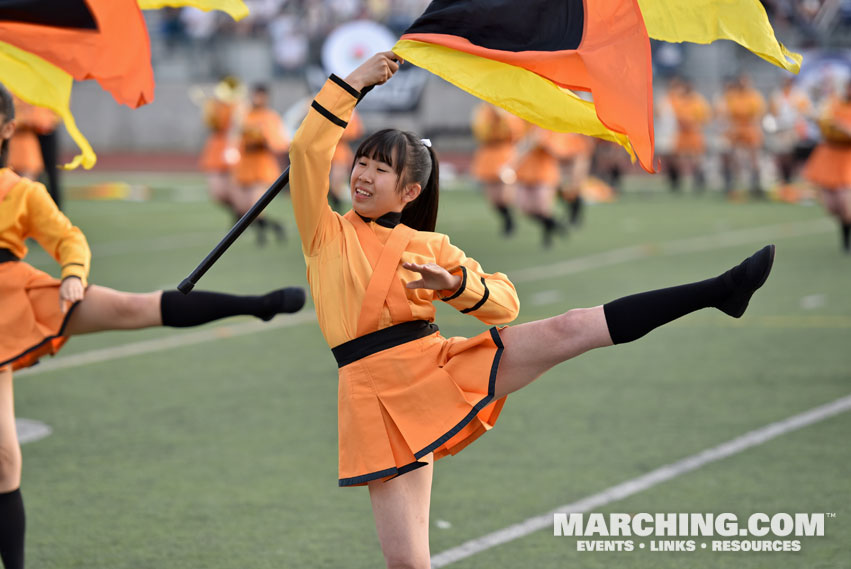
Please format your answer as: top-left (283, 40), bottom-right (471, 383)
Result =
top-left (0, 488), bottom-right (25, 569)
top-left (160, 288), bottom-right (306, 327)
top-left (495, 204), bottom-right (514, 235)
top-left (603, 245), bottom-right (775, 344)
top-left (841, 222), bottom-right (850, 253)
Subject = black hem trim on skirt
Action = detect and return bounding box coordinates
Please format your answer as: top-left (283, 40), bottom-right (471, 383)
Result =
top-left (0, 300), bottom-right (82, 369)
top-left (338, 326), bottom-right (505, 487)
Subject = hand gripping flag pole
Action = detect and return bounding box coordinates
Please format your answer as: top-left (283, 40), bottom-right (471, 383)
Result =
top-left (178, 84), bottom-right (375, 294)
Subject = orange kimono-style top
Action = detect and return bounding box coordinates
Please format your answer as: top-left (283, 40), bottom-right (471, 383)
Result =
top-left (0, 168), bottom-right (90, 285)
top-left (470, 103), bottom-right (525, 183)
top-left (199, 98), bottom-right (238, 172)
top-left (722, 87), bottom-right (766, 147)
top-left (672, 91), bottom-right (710, 154)
top-left (289, 76), bottom-right (520, 349)
top-left (235, 107), bottom-right (290, 185)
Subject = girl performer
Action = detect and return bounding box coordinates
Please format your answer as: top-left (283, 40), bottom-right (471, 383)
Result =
top-left (802, 81), bottom-right (851, 253)
top-left (289, 53), bottom-right (775, 568)
top-left (0, 83), bottom-right (305, 569)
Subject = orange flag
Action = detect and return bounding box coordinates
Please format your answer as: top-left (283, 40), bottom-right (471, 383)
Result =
top-left (0, 0), bottom-right (154, 108)
top-left (396, 0), bottom-right (655, 171)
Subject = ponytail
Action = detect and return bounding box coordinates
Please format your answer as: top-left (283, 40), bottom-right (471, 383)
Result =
top-left (400, 143), bottom-right (439, 232)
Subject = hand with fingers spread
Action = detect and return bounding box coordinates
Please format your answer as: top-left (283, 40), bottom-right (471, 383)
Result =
top-left (59, 276), bottom-right (85, 313)
top-left (344, 51), bottom-right (403, 93)
top-left (402, 261), bottom-right (461, 294)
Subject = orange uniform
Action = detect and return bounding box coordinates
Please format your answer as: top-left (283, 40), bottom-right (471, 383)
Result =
top-left (722, 87), bottom-right (766, 148)
top-left (234, 107), bottom-right (289, 186)
top-left (672, 90), bottom-right (711, 155)
top-left (515, 128), bottom-right (589, 187)
top-left (0, 168), bottom-right (91, 370)
top-left (470, 103), bottom-right (524, 183)
top-left (199, 98), bottom-right (237, 173)
top-left (803, 99), bottom-right (851, 191)
top-left (290, 76), bottom-right (520, 486)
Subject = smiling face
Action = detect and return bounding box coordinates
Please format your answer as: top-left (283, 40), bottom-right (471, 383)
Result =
top-left (349, 133), bottom-right (422, 220)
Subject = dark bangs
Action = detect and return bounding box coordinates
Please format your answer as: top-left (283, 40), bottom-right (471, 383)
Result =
top-left (353, 129), bottom-right (410, 178)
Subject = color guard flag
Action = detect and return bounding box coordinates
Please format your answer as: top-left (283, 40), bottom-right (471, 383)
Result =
top-left (639, 0), bottom-right (802, 74)
top-left (0, 0), bottom-right (249, 168)
top-left (394, 0), bottom-right (803, 173)
top-left (393, 0), bottom-right (656, 171)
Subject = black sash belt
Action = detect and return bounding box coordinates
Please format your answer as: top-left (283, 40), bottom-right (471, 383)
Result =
top-left (332, 320), bottom-right (439, 368)
top-left (0, 249), bottom-right (19, 263)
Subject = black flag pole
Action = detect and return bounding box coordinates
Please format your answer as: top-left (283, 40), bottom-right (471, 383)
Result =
top-left (177, 167), bottom-right (290, 293)
top-left (178, 84), bottom-right (378, 294)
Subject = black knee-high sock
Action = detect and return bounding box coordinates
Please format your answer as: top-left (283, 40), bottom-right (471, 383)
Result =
top-left (840, 222), bottom-right (851, 252)
top-left (160, 289), bottom-right (304, 327)
top-left (603, 276), bottom-right (729, 344)
top-left (495, 204), bottom-right (514, 234)
top-left (0, 488), bottom-right (25, 569)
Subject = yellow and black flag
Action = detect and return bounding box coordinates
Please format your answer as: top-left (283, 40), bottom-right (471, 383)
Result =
top-left (394, 0), bottom-right (655, 171)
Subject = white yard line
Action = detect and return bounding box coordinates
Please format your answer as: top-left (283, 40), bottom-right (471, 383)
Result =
top-left (16, 312), bottom-right (316, 377)
top-left (431, 393), bottom-right (851, 567)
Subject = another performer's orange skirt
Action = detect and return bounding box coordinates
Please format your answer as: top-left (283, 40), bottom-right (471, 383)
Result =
top-left (234, 151), bottom-right (281, 186)
top-left (803, 143), bottom-right (851, 191)
top-left (199, 132), bottom-right (229, 172)
top-left (0, 260), bottom-right (79, 371)
top-left (472, 142), bottom-right (515, 183)
top-left (675, 130), bottom-right (705, 155)
top-left (727, 124), bottom-right (763, 149)
top-left (335, 321), bottom-right (506, 486)
top-left (516, 148), bottom-right (559, 187)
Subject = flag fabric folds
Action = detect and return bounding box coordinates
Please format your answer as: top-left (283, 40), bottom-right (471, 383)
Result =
top-left (394, 0), bottom-right (655, 172)
top-left (638, 0), bottom-right (802, 74)
top-left (0, 0), bottom-right (154, 108)
top-left (0, 0), bottom-right (249, 168)
top-left (138, 0), bottom-right (249, 21)
top-left (0, 40), bottom-right (96, 169)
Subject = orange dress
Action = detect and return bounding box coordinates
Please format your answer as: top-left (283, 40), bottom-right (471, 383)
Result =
top-left (673, 91), bottom-right (710, 155)
top-left (723, 88), bottom-right (766, 149)
top-left (8, 97), bottom-right (44, 176)
top-left (803, 100), bottom-right (851, 191)
top-left (0, 169), bottom-right (91, 371)
top-left (290, 76), bottom-right (520, 486)
top-left (471, 103), bottom-right (524, 183)
top-left (515, 128), bottom-right (585, 187)
top-left (199, 99), bottom-right (237, 173)
top-left (234, 107), bottom-right (289, 186)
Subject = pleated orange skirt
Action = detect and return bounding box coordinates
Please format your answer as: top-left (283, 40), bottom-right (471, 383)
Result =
top-left (803, 143), bottom-right (851, 191)
top-left (472, 142), bottom-right (515, 183)
top-left (335, 322), bottom-right (506, 486)
top-left (0, 260), bottom-right (79, 371)
top-left (199, 132), bottom-right (229, 172)
top-left (234, 152), bottom-right (281, 186)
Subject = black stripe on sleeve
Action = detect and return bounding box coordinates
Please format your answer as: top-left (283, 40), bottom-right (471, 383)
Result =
top-left (440, 266), bottom-right (467, 301)
top-left (311, 100), bottom-right (348, 128)
top-left (61, 262), bottom-right (85, 269)
top-left (460, 278), bottom-right (490, 314)
top-left (329, 74), bottom-right (362, 99)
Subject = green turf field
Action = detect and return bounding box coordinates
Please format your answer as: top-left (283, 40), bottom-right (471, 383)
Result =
top-left (15, 172), bottom-right (850, 568)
